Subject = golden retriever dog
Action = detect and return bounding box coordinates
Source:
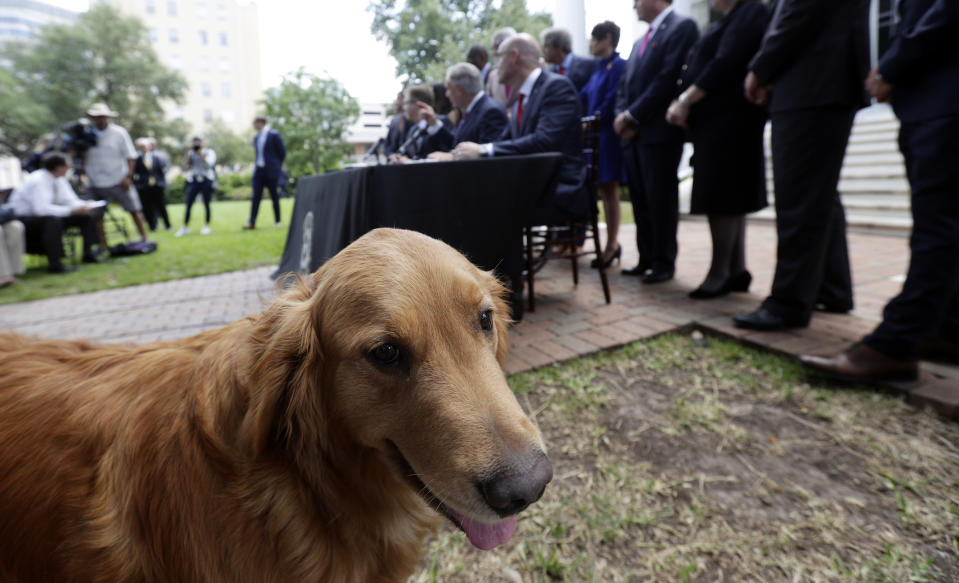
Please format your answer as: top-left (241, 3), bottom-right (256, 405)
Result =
top-left (0, 228), bottom-right (552, 582)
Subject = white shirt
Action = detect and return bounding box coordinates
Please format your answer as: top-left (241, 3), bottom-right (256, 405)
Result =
top-left (7, 169), bottom-right (85, 218)
top-left (84, 123), bottom-right (136, 188)
top-left (256, 124), bottom-right (271, 167)
top-left (188, 148), bottom-right (217, 181)
top-left (645, 6), bottom-right (674, 46)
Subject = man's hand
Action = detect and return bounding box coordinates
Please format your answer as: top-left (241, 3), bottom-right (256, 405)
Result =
top-left (613, 112), bottom-right (632, 136)
top-left (427, 151), bottom-right (455, 162)
top-left (121, 176), bottom-right (132, 190)
top-left (865, 67), bottom-right (893, 103)
top-left (744, 71), bottom-right (771, 106)
top-left (388, 153), bottom-right (411, 164)
top-left (665, 100), bottom-right (689, 128)
top-left (417, 102), bottom-right (438, 127)
top-left (71, 204), bottom-right (91, 216)
top-left (452, 142), bottom-right (482, 160)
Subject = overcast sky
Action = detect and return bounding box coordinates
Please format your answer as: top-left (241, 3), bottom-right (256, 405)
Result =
top-left (46, 1), bottom-right (639, 104)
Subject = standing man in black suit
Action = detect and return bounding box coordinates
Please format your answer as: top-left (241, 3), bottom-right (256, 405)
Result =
top-left (423, 63), bottom-right (508, 160)
top-left (614, 0), bottom-right (699, 284)
top-left (800, 0), bottom-right (959, 382)
top-left (733, 0), bottom-right (870, 330)
top-left (541, 27), bottom-right (597, 92)
top-left (244, 115), bottom-right (286, 230)
top-left (132, 137), bottom-right (171, 231)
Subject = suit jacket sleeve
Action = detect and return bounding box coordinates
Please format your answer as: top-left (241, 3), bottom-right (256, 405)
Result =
top-left (748, 0), bottom-right (833, 84)
top-left (626, 19), bottom-right (700, 123)
top-left (878, 0), bottom-right (959, 84)
top-left (695, 3), bottom-right (769, 93)
top-left (476, 106), bottom-right (509, 144)
top-left (491, 79), bottom-right (579, 156)
top-left (274, 132), bottom-right (286, 162)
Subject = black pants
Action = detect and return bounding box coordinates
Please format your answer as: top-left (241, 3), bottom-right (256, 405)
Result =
top-left (762, 105), bottom-right (857, 320)
top-left (19, 214), bottom-right (98, 268)
top-left (139, 185), bottom-right (170, 230)
top-left (623, 138), bottom-right (684, 273)
top-left (863, 115), bottom-right (959, 359)
top-left (250, 168), bottom-right (281, 224)
top-left (184, 179), bottom-right (213, 225)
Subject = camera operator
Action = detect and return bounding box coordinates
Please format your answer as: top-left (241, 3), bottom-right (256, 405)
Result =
top-left (83, 103), bottom-right (150, 244)
top-left (176, 136), bottom-right (217, 237)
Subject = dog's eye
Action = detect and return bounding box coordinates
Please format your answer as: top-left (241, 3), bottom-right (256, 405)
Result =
top-left (479, 310), bottom-right (493, 332)
top-left (370, 343), bottom-right (401, 365)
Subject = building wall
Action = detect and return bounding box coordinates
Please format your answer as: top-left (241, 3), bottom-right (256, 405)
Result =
top-left (0, 0), bottom-right (77, 47)
top-left (100, 0), bottom-right (262, 136)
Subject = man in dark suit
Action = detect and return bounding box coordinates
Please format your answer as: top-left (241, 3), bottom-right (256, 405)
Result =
top-left (467, 44), bottom-right (491, 85)
top-left (245, 116), bottom-right (286, 229)
top-left (614, 0), bottom-right (699, 284)
top-left (541, 27), bottom-right (597, 92)
top-left (800, 0), bottom-right (959, 381)
top-left (132, 137), bottom-right (170, 231)
top-left (389, 85), bottom-right (454, 162)
top-left (733, 0), bottom-right (870, 330)
top-left (454, 33), bottom-right (587, 220)
top-left (424, 63), bottom-right (508, 159)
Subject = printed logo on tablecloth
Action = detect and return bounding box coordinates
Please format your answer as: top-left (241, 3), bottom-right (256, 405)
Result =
top-left (299, 211), bottom-right (314, 274)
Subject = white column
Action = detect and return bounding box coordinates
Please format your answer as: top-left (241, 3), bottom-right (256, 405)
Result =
top-left (551, 0), bottom-right (587, 55)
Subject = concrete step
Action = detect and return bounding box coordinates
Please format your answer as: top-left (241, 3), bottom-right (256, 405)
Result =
top-left (837, 177), bottom-right (910, 193)
top-left (841, 194), bottom-right (910, 210)
top-left (845, 141), bottom-right (903, 155)
top-left (840, 165), bottom-right (905, 179)
top-left (842, 151), bottom-right (906, 167)
top-left (848, 129), bottom-right (898, 144)
top-left (748, 207), bottom-right (912, 231)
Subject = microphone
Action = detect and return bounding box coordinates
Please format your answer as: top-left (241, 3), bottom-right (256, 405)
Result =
top-left (364, 137), bottom-right (385, 163)
top-left (396, 124), bottom-right (426, 157)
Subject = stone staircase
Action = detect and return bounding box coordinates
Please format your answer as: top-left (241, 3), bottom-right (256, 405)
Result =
top-left (681, 104), bottom-right (912, 232)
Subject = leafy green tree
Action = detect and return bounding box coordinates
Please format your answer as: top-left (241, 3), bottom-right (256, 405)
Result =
top-left (1, 2), bottom-right (186, 158)
top-left (369, 0), bottom-right (552, 84)
top-left (203, 118), bottom-right (253, 171)
top-left (261, 68), bottom-right (360, 176)
top-left (0, 69), bottom-right (55, 158)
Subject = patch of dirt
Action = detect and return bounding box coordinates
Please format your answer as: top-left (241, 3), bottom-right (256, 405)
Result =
top-left (411, 334), bottom-right (959, 582)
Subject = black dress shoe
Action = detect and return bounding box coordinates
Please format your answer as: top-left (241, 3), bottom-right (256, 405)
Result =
top-left (918, 335), bottom-right (959, 365)
top-left (799, 343), bottom-right (918, 383)
top-left (689, 271), bottom-right (753, 299)
top-left (622, 263), bottom-right (650, 277)
top-left (727, 270), bottom-right (752, 292)
top-left (733, 307), bottom-right (808, 331)
top-left (641, 270), bottom-right (674, 284)
top-left (814, 301), bottom-right (853, 314)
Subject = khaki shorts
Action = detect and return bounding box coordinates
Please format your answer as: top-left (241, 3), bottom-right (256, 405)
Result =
top-left (90, 184), bottom-right (142, 213)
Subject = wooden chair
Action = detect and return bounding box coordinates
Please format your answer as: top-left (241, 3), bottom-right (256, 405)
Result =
top-left (523, 115), bottom-right (612, 312)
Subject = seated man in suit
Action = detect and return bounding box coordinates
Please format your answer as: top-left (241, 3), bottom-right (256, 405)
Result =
top-left (541, 27), bottom-right (597, 92)
top-left (425, 63), bottom-right (508, 161)
top-left (6, 153), bottom-right (101, 273)
top-left (389, 85), bottom-right (454, 163)
top-left (454, 33), bottom-right (587, 222)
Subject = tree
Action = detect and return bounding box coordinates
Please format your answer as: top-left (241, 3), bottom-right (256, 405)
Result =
top-left (261, 68), bottom-right (360, 176)
top-left (203, 119), bottom-right (253, 171)
top-left (0, 69), bottom-right (55, 158)
top-left (369, 0), bottom-right (552, 84)
top-left (1, 3), bottom-right (186, 159)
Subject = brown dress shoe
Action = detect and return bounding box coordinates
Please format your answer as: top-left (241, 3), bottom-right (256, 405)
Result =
top-left (799, 343), bottom-right (918, 383)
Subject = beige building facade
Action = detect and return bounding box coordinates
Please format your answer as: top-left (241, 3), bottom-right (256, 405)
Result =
top-left (100, 0), bottom-right (262, 136)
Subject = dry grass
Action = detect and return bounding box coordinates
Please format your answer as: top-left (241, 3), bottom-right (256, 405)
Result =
top-left (410, 332), bottom-right (959, 582)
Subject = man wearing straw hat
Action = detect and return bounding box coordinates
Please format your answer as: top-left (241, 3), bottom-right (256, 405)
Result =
top-left (84, 102), bottom-right (150, 243)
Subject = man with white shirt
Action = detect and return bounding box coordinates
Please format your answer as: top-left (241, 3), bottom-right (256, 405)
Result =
top-left (84, 102), bottom-right (150, 243)
top-left (422, 62), bottom-right (508, 158)
top-left (613, 0), bottom-right (699, 284)
top-left (245, 116), bottom-right (286, 230)
top-left (7, 153), bottom-right (101, 273)
top-left (388, 85), bottom-right (454, 162)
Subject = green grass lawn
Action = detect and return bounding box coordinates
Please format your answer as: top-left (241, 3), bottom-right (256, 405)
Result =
top-left (0, 199), bottom-right (295, 305)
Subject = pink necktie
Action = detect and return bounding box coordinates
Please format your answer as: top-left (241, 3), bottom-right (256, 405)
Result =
top-left (638, 27), bottom-right (653, 58)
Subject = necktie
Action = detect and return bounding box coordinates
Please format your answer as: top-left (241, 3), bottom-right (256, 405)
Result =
top-left (638, 27), bottom-right (653, 58)
top-left (559, 65), bottom-right (566, 75)
top-left (516, 93), bottom-right (525, 128)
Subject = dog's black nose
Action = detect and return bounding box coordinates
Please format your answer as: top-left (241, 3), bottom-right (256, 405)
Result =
top-left (479, 452), bottom-right (553, 516)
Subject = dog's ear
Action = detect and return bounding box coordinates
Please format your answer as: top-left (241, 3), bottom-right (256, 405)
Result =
top-left (241, 273), bottom-right (325, 459)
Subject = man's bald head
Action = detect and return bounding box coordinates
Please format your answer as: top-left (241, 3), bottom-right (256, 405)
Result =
top-left (498, 33), bottom-right (542, 69)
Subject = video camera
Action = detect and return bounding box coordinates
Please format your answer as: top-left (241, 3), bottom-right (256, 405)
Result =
top-left (22, 119), bottom-right (98, 175)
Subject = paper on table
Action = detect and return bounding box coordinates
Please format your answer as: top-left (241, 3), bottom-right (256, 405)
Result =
top-left (87, 200), bottom-right (107, 208)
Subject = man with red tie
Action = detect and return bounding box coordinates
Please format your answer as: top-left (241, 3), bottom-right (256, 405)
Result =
top-left (614, 0), bottom-right (699, 284)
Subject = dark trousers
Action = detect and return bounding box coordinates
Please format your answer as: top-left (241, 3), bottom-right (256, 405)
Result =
top-left (863, 115), bottom-right (959, 359)
top-left (184, 179), bottom-right (213, 225)
top-left (250, 168), bottom-right (281, 224)
top-left (19, 214), bottom-right (98, 268)
top-left (139, 185), bottom-right (170, 230)
top-left (762, 106), bottom-right (857, 320)
top-left (623, 138), bottom-right (684, 272)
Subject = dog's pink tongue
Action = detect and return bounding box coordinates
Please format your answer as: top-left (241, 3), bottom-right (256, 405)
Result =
top-left (447, 508), bottom-right (516, 550)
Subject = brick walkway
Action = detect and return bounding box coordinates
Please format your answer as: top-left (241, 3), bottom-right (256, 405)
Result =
top-left (1, 220), bottom-right (956, 419)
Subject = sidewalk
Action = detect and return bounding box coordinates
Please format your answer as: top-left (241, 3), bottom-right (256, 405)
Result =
top-left (1, 220), bottom-right (956, 419)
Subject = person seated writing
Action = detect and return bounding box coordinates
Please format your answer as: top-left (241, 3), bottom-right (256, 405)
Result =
top-left (6, 153), bottom-right (102, 273)
top-left (425, 63), bottom-right (508, 161)
top-left (452, 33), bottom-right (587, 222)
top-left (389, 85), bottom-right (454, 163)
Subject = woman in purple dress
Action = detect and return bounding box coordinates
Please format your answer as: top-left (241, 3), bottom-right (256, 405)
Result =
top-left (580, 21), bottom-right (627, 269)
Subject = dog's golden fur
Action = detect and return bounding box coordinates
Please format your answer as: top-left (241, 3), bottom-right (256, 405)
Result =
top-left (0, 228), bottom-right (548, 582)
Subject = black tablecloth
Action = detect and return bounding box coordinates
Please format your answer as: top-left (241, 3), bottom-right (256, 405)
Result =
top-left (275, 154), bottom-right (562, 281)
